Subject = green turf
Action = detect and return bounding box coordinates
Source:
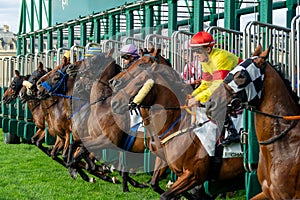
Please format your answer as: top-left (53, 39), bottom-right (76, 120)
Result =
top-left (0, 130), bottom-right (246, 200)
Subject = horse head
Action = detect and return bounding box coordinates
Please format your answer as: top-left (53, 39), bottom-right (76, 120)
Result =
top-left (2, 70), bottom-right (30, 104)
top-left (110, 58), bottom-right (189, 116)
top-left (109, 48), bottom-right (171, 93)
top-left (36, 60), bottom-right (83, 99)
top-left (206, 44), bottom-right (271, 129)
top-left (19, 68), bottom-right (50, 104)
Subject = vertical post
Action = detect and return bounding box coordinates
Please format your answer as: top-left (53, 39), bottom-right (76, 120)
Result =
top-left (22, 0), bottom-right (27, 55)
top-left (145, 5), bottom-right (154, 35)
top-left (286, 0), bottom-right (297, 28)
top-left (168, 0), bottom-right (177, 37)
top-left (192, 0), bottom-right (204, 32)
top-left (47, 0), bottom-right (53, 50)
top-left (30, 0), bottom-right (35, 54)
top-left (68, 26), bottom-right (74, 48)
top-left (38, 0), bottom-right (43, 52)
top-left (126, 10), bottom-right (134, 37)
top-left (156, 5), bottom-right (162, 35)
top-left (104, 17), bottom-right (109, 39)
top-left (93, 18), bottom-right (101, 43)
top-left (80, 22), bottom-right (87, 46)
top-left (108, 14), bottom-right (116, 40)
top-left (57, 29), bottom-right (63, 48)
top-left (258, 0), bottom-right (272, 23)
top-left (224, 0), bottom-right (236, 30)
top-left (209, 0), bottom-right (217, 26)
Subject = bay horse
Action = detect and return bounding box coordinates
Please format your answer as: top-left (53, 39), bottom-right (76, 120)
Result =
top-left (7, 69), bottom-right (100, 183)
top-left (2, 69), bottom-right (46, 146)
top-left (36, 51), bottom-right (154, 191)
top-left (110, 54), bottom-right (245, 199)
top-left (206, 44), bottom-right (300, 199)
top-left (35, 59), bottom-right (117, 183)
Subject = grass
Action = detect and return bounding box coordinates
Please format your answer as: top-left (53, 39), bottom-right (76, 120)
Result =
top-left (0, 129), bottom-right (246, 200)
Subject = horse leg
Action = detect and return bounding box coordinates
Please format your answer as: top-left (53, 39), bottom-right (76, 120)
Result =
top-left (51, 137), bottom-right (64, 158)
top-left (31, 129), bottom-right (45, 146)
top-left (160, 171), bottom-right (198, 200)
top-left (66, 141), bottom-right (79, 167)
top-left (80, 146), bottom-right (96, 171)
top-left (62, 132), bottom-right (70, 160)
top-left (150, 157), bottom-right (168, 194)
top-left (120, 171), bottom-right (130, 192)
top-left (36, 131), bottom-right (45, 147)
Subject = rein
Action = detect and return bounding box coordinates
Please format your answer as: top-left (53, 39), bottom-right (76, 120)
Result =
top-left (90, 80), bottom-right (112, 106)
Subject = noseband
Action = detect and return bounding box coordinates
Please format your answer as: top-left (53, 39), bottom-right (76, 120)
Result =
top-left (223, 83), bottom-right (243, 117)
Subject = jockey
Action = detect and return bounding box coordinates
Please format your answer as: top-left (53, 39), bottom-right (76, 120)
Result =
top-left (62, 50), bottom-right (72, 67)
top-left (29, 62), bottom-right (47, 84)
top-left (188, 31), bottom-right (243, 146)
top-left (189, 31), bottom-right (242, 103)
top-left (119, 44), bottom-right (140, 69)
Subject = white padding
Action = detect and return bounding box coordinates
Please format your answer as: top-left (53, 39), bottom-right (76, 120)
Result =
top-left (22, 80), bottom-right (33, 89)
top-left (133, 79), bottom-right (154, 105)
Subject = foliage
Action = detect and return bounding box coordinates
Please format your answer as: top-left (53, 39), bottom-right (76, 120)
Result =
top-left (0, 130), bottom-right (245, 200)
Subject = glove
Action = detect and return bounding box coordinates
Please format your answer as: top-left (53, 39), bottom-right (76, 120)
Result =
top-left (128, 101), bottom-right (138, 115)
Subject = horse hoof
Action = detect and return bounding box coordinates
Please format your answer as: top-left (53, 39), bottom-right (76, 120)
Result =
top-left (112, 177), bottom-right (120, 184)
top-left (89, 177), bottom-right (96, 183)
top-left (69, 168), bottom-right (78, 179)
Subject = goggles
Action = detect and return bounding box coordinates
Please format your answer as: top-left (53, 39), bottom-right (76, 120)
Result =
top-left (191, 47), bottom-right (208, 54)
top-left (121, 54), bottom-right (132, 60)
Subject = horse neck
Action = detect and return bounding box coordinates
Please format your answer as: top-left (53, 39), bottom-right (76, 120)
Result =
top-left (260, 65), bottom-right (299, 115)
top-left (27, 99), bottom-right (40, 110)
top-left (255, 65), bottom-right (300, 143)
top-left (147, 84), bottom-right (183, 139)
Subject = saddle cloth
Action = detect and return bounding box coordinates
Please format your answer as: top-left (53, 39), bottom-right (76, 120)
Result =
top-left (193, 107), bottom-right (243, 158)
top-left (130, 111), bottom-right (144, 133)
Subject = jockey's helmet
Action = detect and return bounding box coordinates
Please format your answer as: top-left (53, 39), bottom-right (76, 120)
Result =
top-left (64, 50), bottom-right (71, 59)
top-left (190, 31), bottom-right (215, 47)
top-left (85, 47), bottom-right (102, 57)
top-left (120, 44), bottom-right (139, 57)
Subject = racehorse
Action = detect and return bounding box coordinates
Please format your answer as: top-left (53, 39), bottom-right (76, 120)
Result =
top-left (2, 70), bottom-right (30, 104)
top-left (7, 69), bottom-right (102, 183)
top-left (2, 69), bottom-right (46, 146)
top-left (109, 48), bottom-right (178, 194)
top-left (206, 44), bottom-right (300, 199)
top-left (110, 53), bottom-right (245, 199)
top-left (36, 51), bottom-right (154, 191)
top-left (35, 60), bottom-right (118, 183)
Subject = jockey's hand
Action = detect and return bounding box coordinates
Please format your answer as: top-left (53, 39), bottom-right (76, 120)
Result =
top-left (128, 101), bottom-right (138, 115)
top-left (186, 94), bottom-right (193, 99)
top-left (188, 97), bottom-right (197, 107)
top-left (188, 97), bottom-right (205, 107)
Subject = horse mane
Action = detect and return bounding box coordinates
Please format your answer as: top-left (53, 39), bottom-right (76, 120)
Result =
top-left (272, 63), bottom-right (300, 107)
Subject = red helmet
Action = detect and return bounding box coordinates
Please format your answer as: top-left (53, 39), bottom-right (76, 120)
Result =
top-left (190, 31), bottom-right (215, 47)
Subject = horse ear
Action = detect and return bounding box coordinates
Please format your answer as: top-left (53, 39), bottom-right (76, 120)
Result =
top-left (260, 45), bottom-right (271, 59)
top-left (140, 48), bottom-right (148, 56)
top-left (148, 47), bottom-right (154, 53)
top-left (14, 70), bottom-right (20, 77)
top-left (252, 44), bottom-right (262, 56)
top-left (152, 48), bottom-right (161, 58)
top-left (106, 48), bottom-right (114, 58)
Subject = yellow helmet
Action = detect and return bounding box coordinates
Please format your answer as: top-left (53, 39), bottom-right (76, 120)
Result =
top-left (63, 51), bottom-right (71, 59)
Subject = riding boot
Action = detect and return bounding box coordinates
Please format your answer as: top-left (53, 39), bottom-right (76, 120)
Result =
top-left (221, 117), bottom-right (240, 146)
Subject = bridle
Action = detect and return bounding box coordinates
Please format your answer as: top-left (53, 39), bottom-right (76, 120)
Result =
top-left (223, 63), bottom-right (299, 145)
